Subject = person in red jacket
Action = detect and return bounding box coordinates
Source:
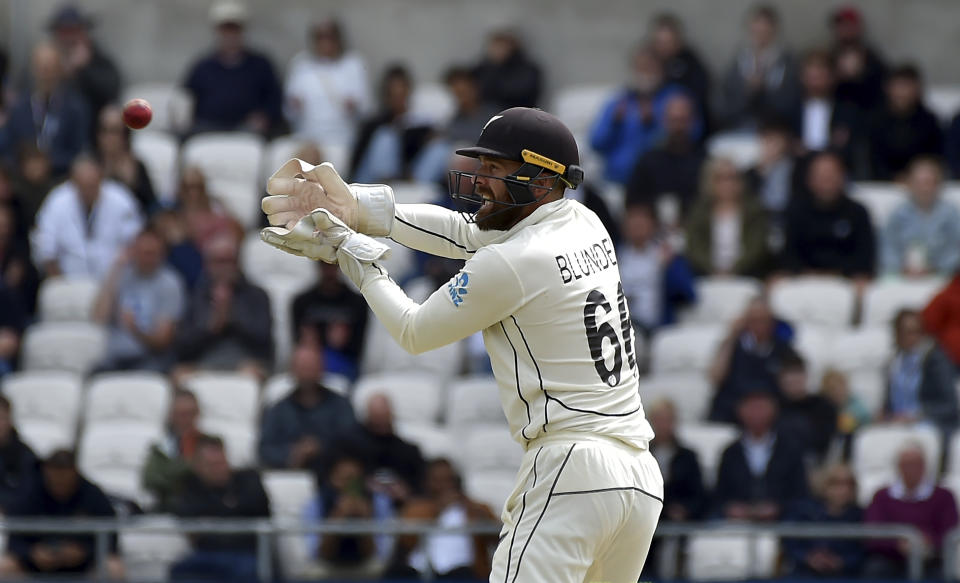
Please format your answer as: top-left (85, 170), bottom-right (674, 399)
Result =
top-left (923, 273), bottom-right (960, 367)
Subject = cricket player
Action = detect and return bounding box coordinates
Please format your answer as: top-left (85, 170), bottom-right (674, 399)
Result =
top-left (260, 107), bottom-right (663, 582)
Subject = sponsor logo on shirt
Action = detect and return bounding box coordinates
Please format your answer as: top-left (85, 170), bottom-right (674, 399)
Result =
top-left (447, 272), bottom-right (469, 307)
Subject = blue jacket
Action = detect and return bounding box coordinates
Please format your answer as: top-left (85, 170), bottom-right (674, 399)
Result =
top-left (783, 499), bottom-right (864, 577)
top-left (0, 89), bottom-right (90, 176)
top-left (184, 49), bottom-right (282, 131)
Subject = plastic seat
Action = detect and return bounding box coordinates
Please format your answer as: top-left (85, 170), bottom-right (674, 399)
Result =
top-left (851, 424), bottom-right (941, 504)
top-left (686, 530), bottom-right (778, 580)
top-left (352, 372), bottom-right (445, 424)
top-left (770, 277), bottom-right (856, 328)
top-left (78, 423), bottom-right (163, 505)
top-left (199, 418), bottom-right (257, 468)
top-left (861, 278), bottom-right (946, 327)
top-left (241, 231), bottom-right (318, 290)
top-left (676, 423), bottom-right (739, 488)
top-left (846, 369), bottom-right (887, 417)
top-left (649, 325), bottom-right (724, 376)
top-left (464, 469), bottom-right (516, 515)
top-left (21, 322), bottom-right (107, 375)
top-left (181, 372), bottom-right (260, 425)
top-left (410, 83), bottom-right (455, 126)
top-left (706, 132), bottom-right (762, 169)
top-left (551, 85), bottom-right (618, 138)
top-left (121, 83), bottom-right (193, 133)
top-left (131, 130), bottom-right (180, 204)
top-left (16, 421), bottom-right (75, 457)
top-left (394, 422), bottom-right (453, 461)
top-left (38, 277), bottom-right (100, 322)
top-left (3, 371), bottom-right (82, 436)
top-left (926, 85), bottom-right (960, 124)
top-left (445, 376), bottom-right (506, 427)
top-left (263, 471), bottom-right (317, 579)
top-left (85, 372), bottom-right (172, 427)
top-left (680, 277), bottom-right (762, 325)
top-left (257, 275), bottom-right (305, 373)
top-left (181, 132), bottom-right (265, 228)
top-left (458, 424), bottom-right (523, 474)
top-left (637, 374), bottom-right (712, 422)
top-left (850, 182), bottom-right (908, 228)
top-left (121, 515), bottom-right (191, 582)
top-left (360, 318), bottom-right (466, 384)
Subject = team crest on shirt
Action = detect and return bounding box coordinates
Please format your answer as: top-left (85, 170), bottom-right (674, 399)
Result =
top-left (447, 272), bottom-right (469, 307)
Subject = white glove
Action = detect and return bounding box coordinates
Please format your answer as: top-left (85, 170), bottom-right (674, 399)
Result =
top-left (311, 209), bottom-right (392, 289)
top-left (260, 212), bottom-right (338, 263)
top-left (262, 159), bottom-right (395, 236)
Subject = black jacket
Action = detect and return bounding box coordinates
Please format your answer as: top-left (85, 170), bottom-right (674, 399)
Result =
top-left (656, 443), bottom-right (707, 520)
top-left (713, 434), bottom-right (808, 516)
top-left (710, 335), bottom-right (799, 423)
top-left (779, 395), bottom-right (838, 461)
top-left (663, 48), bottom-right (711, 114)
top-left (626, 145), bottom-right (706, 215)
top-left (0, 431), bottom-right (38, 511)
top-left (359, 428), bottom-right (426, 494)
top-left (292, 284), bottom-right (369, 362)
top-left (782, 194), bottom-right (876, 277)
top-left (173, 469), bottom-right (271, 553)
top-left (867, 105), bottom-right (943, 180)
top-left (473, 50), bottom-right (542, 109)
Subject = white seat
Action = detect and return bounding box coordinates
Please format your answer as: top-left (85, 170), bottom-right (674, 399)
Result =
top-left (390, 181), bottom-right (438, 205)
top-left (706, 132), bottom-right (761, 169)
top-left (241, 231), bottom-right (317, 290)
top-left (258, 275), bottom-right (305, 372)
top-left (944, 183), bottom-right (960, 210)
top-left (862, 278), bottom-right (946, 327)
top-left (121, 83), bottom-right (193, 133)
top-left (182, 372), bottom-right (260, 425)
top-left (199, 418), bottom-right (257, 468)
top-left (851, 424), bottom-right (942, 504)
top-left (261, 372), bottom-right (349, 408)
top-left (637, 373), bottom-right (712, 423)
top-left (846, 369), bottom-right (887, 417)
top-left (181, 133), bottom-right (265, 228)
top-left (38, 277), bottom-right (99, 322)
top-left (791, 324), bottom-right (831, 384)
top-left (458, 424), bottom-right (523, 474)
top-left (942, 430), bottom-right (960, 477)
top-left (823, 327), bottom-right (893, 376)
top-left (410, 83), bottom-right (455, 126)
top-left (352, 372), bottom-right (445, 424)
top-left (926, 85), bottom-right (960, 124)
top-left (21, 322), bottom-right (107, 374)
top-left (131, 130), bottom-right (180, 205)
top-left (360, 316), bottom-right (465, 384)
top-left (445, 375), bottom-right (506, 427)
top-left (770, 277), bottom-right (856, 328)
top-left (650, 325), bottom-right (724, 376)
top-left (262, 471), bottom-right (317, 579)
top-left (686, 531), bottom-right (778, 580)
top-left (85, 372), bottom-right (172, 427)
top-left (850, 182), bottom-right (908, 228)
top-left (78, 423), bottom-right (163, 505)
top-left (551, 85), bottom-right (618, 138)
top-left (677, 423), bottom-right (739, 488)
top-left (394, 422), bottom-right (453, 461)
top-left (376, 237), bottom-right (416, 283)
top-left (3, 371), bottom-right (82, 436)
top-left (464, 469), bottom-right (516, 515)
top-left (264, 135), bottom-right (309, 183)
top-left (121, 515), bottom-right (190, 583)
top-left (16, 421), bottom-right (74, 457)
top-left (681, 277), bottom-right (763, 325)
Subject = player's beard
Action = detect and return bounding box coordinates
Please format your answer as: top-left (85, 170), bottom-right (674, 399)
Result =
top-left (474, 186), bottom-right (524, 231)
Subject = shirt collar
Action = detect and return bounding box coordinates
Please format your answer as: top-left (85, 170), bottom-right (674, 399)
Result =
top-left (889, 478), bottom-right (936, 502)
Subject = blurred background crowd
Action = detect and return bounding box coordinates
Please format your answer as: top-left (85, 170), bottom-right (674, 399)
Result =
top-left (2, 0), bottom-right (960, 581)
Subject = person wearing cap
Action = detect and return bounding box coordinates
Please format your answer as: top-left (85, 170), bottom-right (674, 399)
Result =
top-left (182, 0), bottom-right (282, 136)
top-left (261, 106), bottom-right (664, 581)
top-left (830, 5), bottom-right (888, 113)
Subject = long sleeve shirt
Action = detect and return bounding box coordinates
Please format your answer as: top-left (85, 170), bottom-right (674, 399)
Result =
top-left (881, 198), bottom-right (960, 275)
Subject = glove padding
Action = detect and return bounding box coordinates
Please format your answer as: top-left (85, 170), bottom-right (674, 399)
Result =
top-left (310, 209), bottom-right (392, 289)
top-left (260, 212), bottom-right (339, 263)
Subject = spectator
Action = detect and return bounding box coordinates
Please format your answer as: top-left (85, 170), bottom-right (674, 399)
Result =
top-left (350, 64), bottom-right (434, 183)
top-left (0, 283), bottom-right (26, 378)
top-left (945, 114), bottom-right (960, 180)
top-left (471, 29), bottom-right (542, 109)
top-left (829, 5), bottom-right (888, 113)
top-left (0, 204), bottom-right (39, 315)
top-left (791, 50), bottom-right (859, 156)
top-left (626, 93), bottom-right (706, 216)
top-left (745, 119), bottom-right (801, 247)
top-left (717, 5), bottom-right (800, 131)
top-left (359, 394), bottom-right (426, 505)
top-left (880, 309), bottom-right (958, 432)
top-left (776, 354), bottom-right (837, 463)
top-left (292, 261), bottom-right (369, 369)
top-left (881, 156), bottom-right (960, 277)
top-left (923, 273), bottom-right (960, 367)
top-left (47, 4), bottom-right (121, 124)
top-left (442, 67), bottom-right (500, 146)
top-left (781, 151), bottom-right (876, 287)
top-left (0, 43), bottom-right (89, 176)
top-left (304, 453), bottom-right (394, 571)
top-left (709, 297), bottom-right (799, 423)
top-left (259, 346), bottom-right (359, 471)
top-left (649, 13), bottom-right (710, 115)
top-left (92, 227), bottom-right (185, 372)
top-left (170, 435), bottom-right (270, 582)
top-left (591, 46), bottom-right (701, 185)
top-left (386, 459), bottom-right (496, 580)
top-left (685, 157), bottom-right (770, 277)
top-left (820, 368), bottom-right (872, 443)
top-left (173, 233), bottom-right (273, 381)
top-left (183, 0), bottom-right (283, 135)
top-left (867, 65), bottom-right (942, 181)
top-left (143, 389), bottom-right (202, 511)
top-left (0, 395), bottom-right (38, 512)
top-left (713, 390), bottom-right (808, 520)
top-left (783, 463), bottom-right (864, 577)
top-left (31, 154), bottom-right (143, 279)
top-left (284, 19), bottom-right (372, 149)
top-left (864, 441), bottom-right (959, 579)
top-left (10, 146), bottom-right (56, 229)
top-left (0, 450), bottom-right (123, 579)
top-left (648, 399), bottom-right (706, 521)
top-left (95, 105), bottom-right (157, 215)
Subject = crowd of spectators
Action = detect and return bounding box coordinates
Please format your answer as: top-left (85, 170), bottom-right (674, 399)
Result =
top-left (0, 0), bottom-right (960, 580)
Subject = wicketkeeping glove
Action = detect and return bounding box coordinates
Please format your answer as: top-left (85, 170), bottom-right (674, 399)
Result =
top-left (310, 208), bottom-right (392, 289)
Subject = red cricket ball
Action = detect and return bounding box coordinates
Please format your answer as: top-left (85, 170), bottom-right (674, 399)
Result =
top-left (122, 98), bottom-right (153, 130)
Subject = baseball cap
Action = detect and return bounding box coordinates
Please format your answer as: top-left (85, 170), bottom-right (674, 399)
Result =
top-left (832, 5), bottom-right (862, 27)
top-left (210, 0), bottom-right (249, 26)
top-left (47, 5), bottom-right (94, 30)
top-left (456, 107), bottom-right (583, 187)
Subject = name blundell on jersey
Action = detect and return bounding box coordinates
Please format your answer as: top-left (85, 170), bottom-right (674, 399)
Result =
top-left (554, 237), bottom-right (618, 284)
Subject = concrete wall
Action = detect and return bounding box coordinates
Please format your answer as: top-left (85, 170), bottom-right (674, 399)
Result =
top-left (6, 0), bottom-right (960, 98)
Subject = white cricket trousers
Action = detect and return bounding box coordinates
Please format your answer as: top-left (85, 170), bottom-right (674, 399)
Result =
top-left (489, 433), bottom-right (664, 583)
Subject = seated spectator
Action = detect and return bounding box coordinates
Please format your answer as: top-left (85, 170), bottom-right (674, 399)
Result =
top-left (0, 204), bottom-right (39, 315)
top-left (47, 4), bottom-right (121, 124)
top-left (713, 390), bottom-right (808, 521)
top-left (923, 272), bottom-right (960, 367)
top-left (776, 354), bottom-right (837, 463)
top-left (183, 1), bottom-right (282, 136)
top-left (709, 297), bottom-right (799, 423)
top-left (259, 346), bottom-right (359, 471)
top-left (864, 441), bottom-right (959, 579)
top-left (717, 5), bottom-right (800, 131)
top-left (173, 233), bottom-right (273, 382)
top-left (783, 463), bottom-right (864, 577)
top-left (880, 309), bottom-right (958, 432)
top-left (143, 389), bottom-right (202, 511)
top-left (0, 284), bottom-right (26, 378)
top-left (648, 399), bottom-right (706, 521)
top-left (304, 453), bottom-right (394, 571)
top-left (591, 45), bottom-right (701, 185)
top-left (0, 395), bottom-right (38, 512)
top-left (95, 105), bottom-right (157, 214)
top-left (350, 65), bottom-right (434, 183)
top-left (791, 49), bottom-right (859, 158)
top-left (649, 13), bottom-right (710, 114)
top-left (0, 43), bottom-right (89, 176)
top-left (829, 5), bottom-right (887, 114)
top-left (442, 67), bottom-right (500, 146)
top-left (745, 119), bottom-right (801, 249)
top-left (881, 156), bottom-right (960, 277)
top-left (626, 93), bottom-right (706, 216)
top-left (820, 368), bottom-right (872, 443)
top-left (10, 146), bottom-right (56, 230)
top-left (92, 227), bottom-right (185, 372)
top-left (32, 154), bottom-right (143, 279)
top-left (386, 459), bottom-right (496, 580)
top-left (781, 151), bottom-right (875, 289)
top-left (292, 261), bottom-right (369, 370)
top-left (359, 394), bottom-right (425, 505)
top-left (0, 450), bottom-right (123, 579)
top-left (170, 434), bottom-right (270, 582)
top-left (284, 19), bottom-right (371, 149)
top-left (471, 29), bottom-right (542, 109)
top-left (685, 157), bottom-right (770, 277)
top-left (867, 65), bottom-right (942, 181)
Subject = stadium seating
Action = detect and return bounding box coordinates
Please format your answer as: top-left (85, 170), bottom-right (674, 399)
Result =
top-left (943, 430), bottom-right (960, 478)
top-left (849, 182), bottom-right (907, 228)
top-left (37, 277), bottom-right (100, 322)
top-left (181, 372), bottom-right (260, 426)
top-left (410, 83), bottom-right (456, 126)
top-left (120, 515), bottom-right (191, 583)
top-left (78, 422), bottom-right (163, 506)
top-left (181, 132), bottom-right (265, 228)
top-left (551, 85), bottom-right (617, 140)
top-left (360, 317), bottom-right (467, 383)
top-left (851, 423), bottom-right (942, 505)
top-left (16, 422), bottom-right (75, 457)
top-left (261, 373), bottom-right (350, 409)
top-left (637, 373), bottom-right (712, 422)
top-left (390, 181), bottom-right (439, 205)
top-left (458, 423), bottom-right (524, 474)
top-left (352, 372), bottom-right (446, 424)
top-left (706, 132), bottom-right (761, 169)
top-left (121, 83), bottom-right (193, 134)
top-left (926, 85), bottom-right (960, 124)
top-left (393, 421), bottom-right (454, 461)
top-left (199, 418), bottom-right (257, 468)
top-left (241, 231), bottom-right (318, 290)
top-left (375, 237), bottom-right (417, 283)
top-left (676, 422), bottom-right (739, 488)
top-left (679, 276), bottom-right (763, 325)
top-left (861, 278), bottom-right (945, 327)
top-left (770, 276), bottom-right (856, 328)
top-left (649, 324), bottom-right (724, 376)
top-left (262, 471), bottom-right (318, 578)
top-left (686, 530), bottom-right (778, 580)
top-left (464, 469), bottom-right (515, 516)
top-left (84, 372), bottom-right (172, 427)
top-left (257, 274), bottom-right (309, 372)
top-left (445, 375), bottom-right (506, 427)
top-left (131, 130), bottom-right (180, 204)
top-left (21, 322), bottom-right (107, 375)
top-left (2, 371), bottom-right (82, 438)
top-left (945, 182), bottom-right (960, 209)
